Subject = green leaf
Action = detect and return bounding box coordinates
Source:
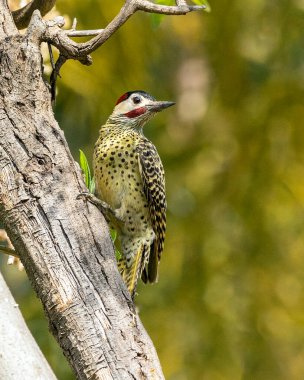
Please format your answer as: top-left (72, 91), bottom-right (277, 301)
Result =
top-left (79, 149), bottom-right (92, 189)
top-left (151, 14), bottom-right (166, 28)
top-left (110, 229), bottom-right (117, 242)
top-left (115, 248), bottom-right (122, 261)
top-left (192, 0), bottom-right (211, 12)
top-left (110, 229), bottom-right (122, 260)
top-left (150, 0), bottom-right (174, 28)
top-left (89, 176), bottom-right (95, 194)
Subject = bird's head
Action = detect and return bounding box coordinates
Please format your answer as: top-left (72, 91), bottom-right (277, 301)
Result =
top-left (108, 91), bottom-right (175, 129)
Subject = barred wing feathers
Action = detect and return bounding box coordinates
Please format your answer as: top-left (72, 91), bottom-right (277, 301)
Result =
top-left (136, 139), bottom-right (167, 283)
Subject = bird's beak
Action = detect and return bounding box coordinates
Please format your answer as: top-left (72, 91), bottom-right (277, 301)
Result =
top-left (146, 100), bottom-right (175, 112)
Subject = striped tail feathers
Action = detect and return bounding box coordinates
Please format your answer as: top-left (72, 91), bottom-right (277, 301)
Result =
top-left (125, 245), bottom-right (145, 298)
top-left (147, 241), bottom-right (159, 283)
top-left (141, 240), bottom-right (159, 284)
top-left (121, 244), bottom-right (150, 299)
top-left (118, 239), bottom-right (157, 298)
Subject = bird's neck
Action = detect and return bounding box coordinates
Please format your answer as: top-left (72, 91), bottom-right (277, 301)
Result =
top-left (105, 116), bottom-right (144, 134)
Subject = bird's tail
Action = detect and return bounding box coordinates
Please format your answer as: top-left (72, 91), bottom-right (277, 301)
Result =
top-left (141, 240), bottom-right (159, 284)
top-left (119, 243), bottom-right (149, 299)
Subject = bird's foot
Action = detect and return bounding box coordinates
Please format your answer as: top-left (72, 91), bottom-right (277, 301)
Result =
top-left (77, 192), bottom-right (112, 213)
top-left (77, 192), bottom-right (124, 222)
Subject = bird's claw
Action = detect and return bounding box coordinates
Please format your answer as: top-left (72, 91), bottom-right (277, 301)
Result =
top-left (77, 191), bottom-right (94, 202)
top-left (77, 191), bottom-right (111, 214)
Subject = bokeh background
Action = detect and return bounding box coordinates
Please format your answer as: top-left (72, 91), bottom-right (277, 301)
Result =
top-left (2, 0), bottom-right (304, 379)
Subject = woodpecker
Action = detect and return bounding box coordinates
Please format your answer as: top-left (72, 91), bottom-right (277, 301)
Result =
top-left (93, 91), bottom-right (174, 298)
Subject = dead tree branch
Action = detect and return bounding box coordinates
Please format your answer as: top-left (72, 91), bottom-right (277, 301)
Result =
top-left (42, 0), bottom-right (205, 62)
top-left (0, 229), bottom-right (18, 258)
top-left (0, 271), bottom-right (57, 380)
top-left (67, 29), bottom-right (105, 37)
top-left (23, 0), bottom-right (205, 93)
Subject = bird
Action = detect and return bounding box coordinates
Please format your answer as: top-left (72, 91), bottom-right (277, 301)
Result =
top-left (92, 90), bottom-right (174, 298)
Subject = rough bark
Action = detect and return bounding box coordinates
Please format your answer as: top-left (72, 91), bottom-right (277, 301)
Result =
top-left (0, 271), bottom-right (58, 380)
top-left (0, 3), bottom-right (164, 380)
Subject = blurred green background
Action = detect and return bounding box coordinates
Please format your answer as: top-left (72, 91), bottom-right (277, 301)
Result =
top-left (3, 0), bottom-right (304, 379)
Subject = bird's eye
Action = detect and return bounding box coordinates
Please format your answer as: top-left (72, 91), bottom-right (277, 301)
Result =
top-left (132, 96), bottom-right (141, 104)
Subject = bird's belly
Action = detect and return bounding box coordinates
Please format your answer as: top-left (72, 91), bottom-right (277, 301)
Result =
top-left (95, 172), bottom-right (128, 210)
top-left (94, 155), bottom-right (150, 232)
top-left (97, 176), bottom-right (150, 233)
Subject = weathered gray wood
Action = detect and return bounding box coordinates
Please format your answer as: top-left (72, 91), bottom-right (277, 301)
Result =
top-left (0, 271), bottom-right (58, 380)
top-left (0, 2), bottom-right (164, 380)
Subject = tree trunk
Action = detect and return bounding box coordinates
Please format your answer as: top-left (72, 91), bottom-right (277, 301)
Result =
top-left (0, 4), bottom-right (164, 380)
top-left (0, 271), bottom-right (58, 380)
